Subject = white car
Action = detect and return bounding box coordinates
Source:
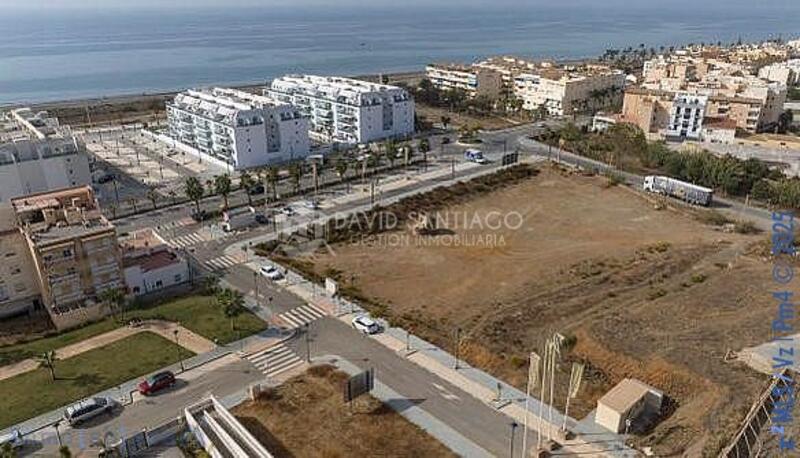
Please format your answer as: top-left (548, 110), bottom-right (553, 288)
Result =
top-left (0, 429), bottom-right (23, 450)
top-left (351, 315), bottom-right (381, 335)
top-left (64, 397), bottom-right (115, 426)
top-left (260, 265), bottom-right (284, 280)
top-left (303, 200), bottom-right (320, 210)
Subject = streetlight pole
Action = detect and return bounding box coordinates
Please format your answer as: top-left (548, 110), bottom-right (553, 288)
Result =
top-left (454, 327), bottom-right (462, 370)
top-left (173, 329), bottom-right (184, 372)
top-left (510, 421), bottom-right (519, 458)
top-left (304, 323), bottom-right (311, 362)
top-left (54, 420), bottom-right (63, 447)
top-left (253, 271), bottom-right (259, 301)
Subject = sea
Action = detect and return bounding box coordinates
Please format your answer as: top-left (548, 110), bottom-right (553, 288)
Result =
top-left (0, 2), bottom-right (798, 105)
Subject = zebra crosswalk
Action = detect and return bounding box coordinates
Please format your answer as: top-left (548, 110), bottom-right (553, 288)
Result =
top-left (166, 232), bottom-right (206, 249)
top-left (276, 304), bottom-right (327, 329)
top-left (244, 344), bottom-right (304, 378)
top-left (203, 254), bottom-right (241, 271)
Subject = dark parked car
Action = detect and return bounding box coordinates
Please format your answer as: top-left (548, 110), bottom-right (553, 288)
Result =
top-left (138, 371), bottom-right (176, 395)
top-left (255, 213), bottom-right (269, 224)
top-left (191, 210), bottom-right (208, 222)
top-left (248, 184), bottom-right (265, 195)
top-left (441, 136), bottom-right (451, 145)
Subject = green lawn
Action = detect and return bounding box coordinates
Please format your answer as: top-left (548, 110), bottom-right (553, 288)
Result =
top-left (0, 333), bottom-right (191, 429)
top-left (130, 294), bottom-right (267, 345)
top-left (0, 294), bottom-right (267, 368)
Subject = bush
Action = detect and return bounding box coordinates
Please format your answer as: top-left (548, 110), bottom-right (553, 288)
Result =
top-left (691, 273), bottom-right (707, 284)
top-left (700, 211), bottom-right (732, 227)
top-left (734, 221), bottom-right (760, 234)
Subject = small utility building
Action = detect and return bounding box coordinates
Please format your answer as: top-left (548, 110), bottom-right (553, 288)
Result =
top-left (595, 378), bottom-right (663, 433)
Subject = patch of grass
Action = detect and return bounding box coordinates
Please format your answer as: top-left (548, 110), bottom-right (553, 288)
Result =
top-left (0, 294), bottom-right (266, 368)
top-left (0, 319), bottom-right (120, 367)
top-left (130, 294), bottom-right (266, 345)
top-left (691, 273), bottom-right (708, 284)
top-left (0, 333), bottom-right (191, 429)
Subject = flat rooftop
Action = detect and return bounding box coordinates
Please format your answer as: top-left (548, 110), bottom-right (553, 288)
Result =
top-left (598, 378), bottom-right (661, 413)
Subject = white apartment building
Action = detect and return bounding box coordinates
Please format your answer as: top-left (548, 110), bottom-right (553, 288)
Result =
top-left (758, 60), bottom-right (800, 86)
top-left (425, 64), bottom-right (503, 99)
top-left (0, 109), bottom-right (91, 203)
top-left (267, 75), bottom-right (414, 144)
top-left (166, 87), bottom-right (310, 170)
top-left (513, 66), bottom-right (626, 116)
top-left (666, 93), bottom-right (708, 141)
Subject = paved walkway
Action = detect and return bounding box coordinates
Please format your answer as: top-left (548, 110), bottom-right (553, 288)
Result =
top-left (0, 320), bottom-right (214, 382)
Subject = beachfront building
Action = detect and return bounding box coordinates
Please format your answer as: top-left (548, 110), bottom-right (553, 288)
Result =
top-left (267, 75), bottom-right (414, 144)
top-left (425, 63), bottom-right (504, 100)
top-left (666, 93), bottom-right (707, 141)
top-left (0, 205), bottom-right (40, 319)
top-left (11, 186), bottom-right (123, 330)
top-left (513, 65), bottom-right (626, 116)
top-left (0, 108), bottom-right (92, 203)
top-left (166, 87), bottom-right (311, 170)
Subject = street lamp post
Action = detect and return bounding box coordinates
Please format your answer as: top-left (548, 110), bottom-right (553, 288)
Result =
top-left (304, 323), bottom-right (311, 362)
top-left (253, 271), bottom-right (259, 301)
top-left (510, 421), bottom-right (519, 458)
top-left (454, 327), bottom-right (462, 370)
top-left (173, 329), bottom-right (185, 372)
top-left (53, 420), bottom-right (63, 447)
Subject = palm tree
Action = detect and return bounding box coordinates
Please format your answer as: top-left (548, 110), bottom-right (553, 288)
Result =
top-left (59, 446), bottom-right (72, 458)
top-left (265, 166), bottom-right (280, 201)
top-left (145, 186), bottom-right (159, 210)
top-left (239, 171), bottom-right (256, 206)
top-left (214, 174), bottom-right (232, 210)
top-left (202, 275), bottom-right (220, 296)
top-left (184, 176), bottom-right (204, 215)
top-left (215, 288), bottom-right (245, 331)
top-left (100, 287), bottom-right (127, 322)
top-left (288, 163), bottom-right (303, 194)
top-left (418, 138), bottom-right (431, 171)
top-left (335, 158), bottom-right (350, 191)
top-left (37, 350), bottom-right (58, 381)
top-left (385, 141), bottom-right (398, 168)
top-left (128, 197), bottom-right (138, 213)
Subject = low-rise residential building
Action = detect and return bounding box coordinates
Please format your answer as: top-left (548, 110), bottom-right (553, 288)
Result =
top-left (425, 63), bottom-right (504, 99)
top-left (0, 108), bottom-right (92, 203)
top-left (11, 186), bottom-right (123, 330)
top-left (758, 60), bottom-right (800, 86)
top-left (666, 93), bottom-right (707, 141)
top-left (267, 74), bottom-right (414, 144)
top-left (121, 229), bottom-right (189, 297)
top-left (513, 64), bottom-right (626, 116)
top-left (166, 87), bottom-right (311, 170)
top-left (701, 117), bottom-right (738, 144)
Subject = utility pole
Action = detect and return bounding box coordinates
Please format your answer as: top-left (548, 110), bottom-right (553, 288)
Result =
top-left (453, 327), bottom-right (462, 369)
top-left (509, 421), bottom-right (519, 458)
top-left (173, 329), bottom-right (184, 372)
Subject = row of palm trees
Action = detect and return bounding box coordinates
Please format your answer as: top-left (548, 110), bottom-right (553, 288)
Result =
top-left (180, 138), bottom-right (433, 214)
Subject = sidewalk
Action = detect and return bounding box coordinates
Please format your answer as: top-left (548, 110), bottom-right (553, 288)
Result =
top-left (0, 321), bottom-right (214, 382)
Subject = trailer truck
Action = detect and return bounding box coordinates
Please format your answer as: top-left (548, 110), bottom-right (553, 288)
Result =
top-left (643, 176), bottom-right (713, 206)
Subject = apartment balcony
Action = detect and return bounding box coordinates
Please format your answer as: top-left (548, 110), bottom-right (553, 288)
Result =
top-left (90, 261), bottom-right (119, 277)
top-left (52, 290), bottom-right (84, 306)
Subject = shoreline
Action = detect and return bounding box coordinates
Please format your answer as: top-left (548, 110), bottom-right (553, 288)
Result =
top-left (12, 70), bottom-right (425, 113)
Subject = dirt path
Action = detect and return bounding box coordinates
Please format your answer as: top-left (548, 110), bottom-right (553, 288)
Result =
top-left (0, 321), bottom-right (214, 382)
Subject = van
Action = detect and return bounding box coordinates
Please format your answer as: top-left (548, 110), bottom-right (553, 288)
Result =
top-left (64, 397), bottom-right (115, 426)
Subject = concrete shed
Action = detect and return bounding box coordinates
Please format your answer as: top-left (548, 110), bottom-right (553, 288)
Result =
top-left (595, 378), bottom-right (663, 433)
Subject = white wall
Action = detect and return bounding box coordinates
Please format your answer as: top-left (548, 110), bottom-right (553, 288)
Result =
top-left (124, 258), bottom-right (188, 296)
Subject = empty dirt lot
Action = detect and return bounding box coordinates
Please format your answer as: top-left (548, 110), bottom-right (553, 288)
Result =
top-left (284, 166), bottom-right (780, 456)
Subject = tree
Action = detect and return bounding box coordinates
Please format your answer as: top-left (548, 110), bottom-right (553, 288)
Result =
top-left (418, 138), bottom-right (431, 170)
top-left (335, 157), bottom-right (350, 191)
top-left (265, 166), bottom-right (280, 201)
top-left (59, 446), bottom-right (72, 458)
top-left (1, 442), bottom-right (17, 458)
top-left (167, 190), bottom-right (177, 206)
top-left (440, 115), bottom-right (451, 130)
top-left (777, 110), bottom-right (794, 134)
top-left (385, 141), bottom-right (399, 167)
top-left (202, 275), bottom-right (220, 296)
top-left (184, 176), bottom-right (204, 215)
top-left (215, 288), bottom-right (245, 331)
top-left (288, 163), bottom-right (303, 193)
top-left (214, 174), bottom-right (232, 210)
top-left (100, 287), bottom-right (127, 322)
top-left (37, 350), bottom-right (58, 381)
top-left (145, 186), bottom-right (159, 210)
top-left (239, 171), bottom-right (256, 206)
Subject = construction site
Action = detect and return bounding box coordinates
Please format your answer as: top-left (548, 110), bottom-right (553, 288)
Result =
top-left (273, 163), bottom-right (786, 456)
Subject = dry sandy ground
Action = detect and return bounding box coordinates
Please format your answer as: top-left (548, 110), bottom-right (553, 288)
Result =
top-left (294, 167), bottom-right (779, 456)
top-left (233, 365), bottom-right (454, 458)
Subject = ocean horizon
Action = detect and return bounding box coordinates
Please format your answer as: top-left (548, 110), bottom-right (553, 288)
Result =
top-left (0, 3), bottom-right (798, 105)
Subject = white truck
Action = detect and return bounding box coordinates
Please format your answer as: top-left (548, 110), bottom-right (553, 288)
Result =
top-left (643, 176), bottom-right (713, 206)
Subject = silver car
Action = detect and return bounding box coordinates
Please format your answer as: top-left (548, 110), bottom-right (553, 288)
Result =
top-left (64, 397), bottom-right (115, 426)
